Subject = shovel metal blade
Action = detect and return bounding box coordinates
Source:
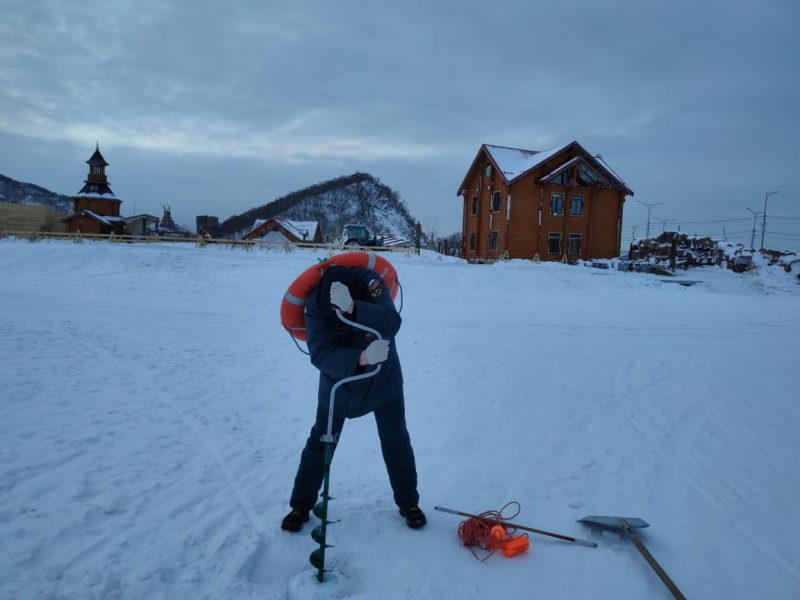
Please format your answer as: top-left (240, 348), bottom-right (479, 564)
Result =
top-left (579, 515), bottom-right (650, 529)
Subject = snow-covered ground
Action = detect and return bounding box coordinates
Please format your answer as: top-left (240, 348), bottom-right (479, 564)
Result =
top-left (1, 239), bottom-right (798, 600)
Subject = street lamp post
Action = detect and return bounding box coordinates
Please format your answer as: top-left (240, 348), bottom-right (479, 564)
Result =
top-left (745, 207), bottom-right (760, 249)
top-left (637, 200), bottom-right (663, 238)
top-left (760, 191), bottom-right (779, 249)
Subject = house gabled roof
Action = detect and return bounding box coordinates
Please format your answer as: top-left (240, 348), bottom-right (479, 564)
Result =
top-left (61, 210), bottom-right (126, 226)
top-left (244, 218), bottom-right (319, 241)
top-left (125, 214), bottom-right (160, 225)
top-left (457, 141), bottom-right (633, 196)
top-left (277, 219), bottom-right (318, 240)
top-left (485, 142), bottom-right (572, 183)
top-left (73, 182), bottom-right (119, 199)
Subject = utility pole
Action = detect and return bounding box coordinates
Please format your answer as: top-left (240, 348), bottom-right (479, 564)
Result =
top-left (746, 207), bottom-right (760, 248)
top-left (760, 191), bottom-right (779, 249)
top-left (637, 200), bottom-right (663, 238)
top-left (654, 217), bottom-right (675, 233)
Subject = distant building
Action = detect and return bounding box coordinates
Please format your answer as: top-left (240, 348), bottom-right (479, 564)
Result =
top-left (196, 215), bottom-right (219, 235)
top-left (125, 214), bottom-right (160, 237)
top-left (157, 204), bottom-right (191, 237)
top-left (458, 141), bottom-right (634, 261)
top-left (243, 218), bottom-right (322, 243)
top-left (61, 144), bottom-right (127, 235)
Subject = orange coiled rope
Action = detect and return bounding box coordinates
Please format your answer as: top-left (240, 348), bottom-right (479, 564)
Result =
top-left (457, 501), bottom-right (526, 561)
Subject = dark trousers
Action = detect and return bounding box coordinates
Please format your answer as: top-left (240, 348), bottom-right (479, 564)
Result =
top-left (290, 396), bottom-right (419, 511)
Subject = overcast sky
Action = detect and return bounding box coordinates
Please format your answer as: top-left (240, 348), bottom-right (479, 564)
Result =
top-left (1, 0), bottom-right (798, 251)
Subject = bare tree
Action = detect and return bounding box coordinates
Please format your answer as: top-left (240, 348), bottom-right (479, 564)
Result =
top-left (443, 231), bottom-right (462, 256)
top-left (424, 221), bottom-right (439, 250)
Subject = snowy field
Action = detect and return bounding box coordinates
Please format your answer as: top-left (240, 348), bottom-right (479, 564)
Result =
top-left (1, 238), bottom-right (798, 600)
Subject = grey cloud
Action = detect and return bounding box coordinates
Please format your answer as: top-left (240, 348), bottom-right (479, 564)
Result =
top-left (0, 0), bottom-right (797, 247)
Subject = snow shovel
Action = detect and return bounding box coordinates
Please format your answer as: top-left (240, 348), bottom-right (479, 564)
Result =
top-left (578, 516), bottom-right (686, 600)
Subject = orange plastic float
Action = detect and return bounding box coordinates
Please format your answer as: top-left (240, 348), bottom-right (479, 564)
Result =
top-left (280, 251), bottom-right (400, 342)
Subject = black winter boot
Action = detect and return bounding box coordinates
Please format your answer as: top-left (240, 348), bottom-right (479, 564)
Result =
top-left (281, 508), bottom-right (310, 532)
top-left (399, 505), bottom-right (427, 529)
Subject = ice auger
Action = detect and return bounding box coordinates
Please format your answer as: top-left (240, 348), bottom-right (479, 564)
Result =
top-left (308, 309), bottom-right (383, 582)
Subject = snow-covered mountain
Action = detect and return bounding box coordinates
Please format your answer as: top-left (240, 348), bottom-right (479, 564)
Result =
top-left (0, 174), bottom-right (73, 213)
top-left (214, 172), bottom-right (418, 239)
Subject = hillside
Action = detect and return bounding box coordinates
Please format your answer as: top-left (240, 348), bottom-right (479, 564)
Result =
top-left (214, 172), bottom-right (417, 239)
top-left (0, 174), bottom-right (73, 213)
top-left (0, 170), bottom-right (418, 241)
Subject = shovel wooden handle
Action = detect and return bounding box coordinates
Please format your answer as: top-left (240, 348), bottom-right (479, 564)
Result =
top-left (620, 518), bottom-right (686, 600)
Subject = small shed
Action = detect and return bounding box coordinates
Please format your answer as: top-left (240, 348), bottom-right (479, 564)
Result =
top-left (125, 214), bottom-right (160, 237)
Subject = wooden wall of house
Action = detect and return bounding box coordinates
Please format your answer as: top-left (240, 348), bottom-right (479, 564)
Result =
top-left (67, 218), bottom-right (103, 234)
top-left (462, 158), bottom-right (521, 260)
top-left (537, 183), bottom-right (595, 260)
top-left (461, 169), bottom-right (484, 258)
top-left (485, 182), bottom-right (506, 260)
top-left (73, 197), bottom-right (121, 216)
top-left (541, 183), bottom-right (569, 258)
top-left (506, 183), bottom-right (540, 259)
top-left (586, 189), bottom-right (623, 259)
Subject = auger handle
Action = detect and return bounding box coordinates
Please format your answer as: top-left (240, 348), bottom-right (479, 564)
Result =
top-left (321, 309), bottom-right (383, 441)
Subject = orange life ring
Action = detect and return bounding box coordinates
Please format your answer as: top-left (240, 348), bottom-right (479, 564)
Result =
top-left (280, 252), bottom-right (400, 341)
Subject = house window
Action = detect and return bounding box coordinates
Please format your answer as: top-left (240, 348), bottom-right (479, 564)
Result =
top-left (491, 191), bottom-right (501, 212)
top-left (471, 195), bottom-right (478, 215)
top-left (490, 230), bottom-right (499, 252)
top-left (551, 170), bottom-right (572, 187)
top-left (570, 194), bottom-right (584, 216)
top-left (551, 193), bottom-right (564, 216)
top-left (568, 233), bottom-right (582, 255)
top-left (548, 232), bottom-right (562, 254)
top-left (469, 232), bottom-right (477, 251)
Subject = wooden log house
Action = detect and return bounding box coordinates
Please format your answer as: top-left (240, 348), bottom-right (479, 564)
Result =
top-left (243, 218), bottom-right (322, 243)
top-left (458, 141), bottom-right (634, 261)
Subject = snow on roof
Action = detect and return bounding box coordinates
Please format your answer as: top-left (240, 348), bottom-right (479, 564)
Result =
top-left (85, 210), bottom-right (125, 225)
top-left (246, 218), bottom-right (318, 240)
top-left (74, 191), bottom-right (118, 200)
top-left (61, 210), bottom-right (126, 226)
top-left (485, 142), bottom-right (571, 182)
top-left (277, 219), bottom-right (317, 240)
top-left (539, 156), bottom-right (582, 181)
top-left (124, 214), bottom-right (159, 223)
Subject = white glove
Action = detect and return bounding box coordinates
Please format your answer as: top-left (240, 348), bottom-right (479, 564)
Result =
top-left (362, 339), bottom-right (390, 365)
top-left (330, 281), bottom-right (353, 312)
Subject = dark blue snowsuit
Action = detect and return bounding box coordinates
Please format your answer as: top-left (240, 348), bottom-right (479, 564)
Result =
top-left (289, 266), bottom-right (420, 512)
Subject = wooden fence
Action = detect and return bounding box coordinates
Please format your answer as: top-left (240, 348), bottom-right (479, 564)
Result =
top-left (0, 203), bottom-right (69, 233)
top-left (0, 229), bottom-right (419, 254)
